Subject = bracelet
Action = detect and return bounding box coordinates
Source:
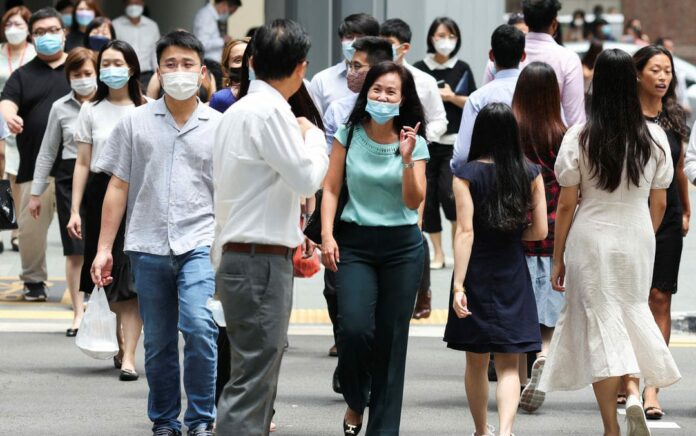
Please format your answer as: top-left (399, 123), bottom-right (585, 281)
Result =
top-left (402, 162), bottom-right (415, 169)
top-left (453, 285), bottom-right (465, 294)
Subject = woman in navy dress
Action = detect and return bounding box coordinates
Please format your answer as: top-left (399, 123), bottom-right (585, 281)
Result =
top-left (445, 103), bottom-right (547, 436)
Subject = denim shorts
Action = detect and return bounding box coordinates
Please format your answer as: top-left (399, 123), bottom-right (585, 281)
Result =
top-left (526, 255), bottom-right (565, 328)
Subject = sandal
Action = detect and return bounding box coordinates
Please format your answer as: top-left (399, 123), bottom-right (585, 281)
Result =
top-left (644, 406), bottom-right (664, 420)
top-left (11, 236), bottom-right (19, 252)
top-left (617, 393), bottom-right (627, 405)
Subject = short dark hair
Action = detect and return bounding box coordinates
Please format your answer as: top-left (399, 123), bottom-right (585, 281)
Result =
top-left (29, 7), bottom-right (63, 32)
top-left (426, 17), bottom-right (462, 58)
top-left (522, 0), bottom-right (561, 32)
top-left (156, 30), bottom-right (205, 64)
top-left (379, 18), bottom-right (412, 44)
top-left (216, 0), bottom-right (242, 5)
top-left (252, 19), bottom-right (310, 81)
top-left (491, 24), bottom-right (525, 69)
top-left (337, 13), bottom-right (379, 39)
top-left (654, 36), bottom-right (673, 46)
top-left (351, 36), bottom-right (393, 66)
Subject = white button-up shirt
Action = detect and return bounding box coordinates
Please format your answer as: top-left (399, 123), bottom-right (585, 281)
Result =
top-left (95, 98), bottom-right (222, 256)
top-left (213, 80), bottom-right (329, 265)
top-left (451, 68), bottom-right (520, 174)
top-left (193, 3), bottom-right (225, 63)
top-left (685, 119), bottom-right (696, 184)
top-left (309, 61), bottom-right (353, 116)
top-left (112, 15), bottom-right (160, 73)
top-left (404, 61), bottom-right (448, 143)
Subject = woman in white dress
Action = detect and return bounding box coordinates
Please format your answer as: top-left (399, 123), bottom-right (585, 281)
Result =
top-left (540, 49), bottom-right (681, 436)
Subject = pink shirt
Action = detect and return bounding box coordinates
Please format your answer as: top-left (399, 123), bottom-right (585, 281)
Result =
top-left (483, 32), bottom-right (586, 126)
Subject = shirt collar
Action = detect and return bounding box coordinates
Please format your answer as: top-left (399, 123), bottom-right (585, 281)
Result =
top-left (206, 2), bottom-right (219, 19)
top-left (526, 32), bottom-right (556, 44)
top-left (67, 91), bottom-right (82, 106)
top-left (248, 79), bottom-right (291, 109)
top-left (423, 53), bottom-right (458, 70)
top-left (154, 97), bottom-right (211, 132)
top-left (336, 61), bottom-right (347, 78)
top-left (494, 68), bottom-right (521, 80)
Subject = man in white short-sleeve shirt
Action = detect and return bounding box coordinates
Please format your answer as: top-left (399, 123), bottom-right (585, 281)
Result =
top-left (112, 0), bottom-right (160, 88)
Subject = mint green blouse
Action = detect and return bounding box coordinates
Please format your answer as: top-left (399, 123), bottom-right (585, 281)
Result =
top-left (335, 124), bottom-right (429, 227)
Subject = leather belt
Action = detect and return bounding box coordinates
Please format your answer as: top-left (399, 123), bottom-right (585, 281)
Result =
top-left (223, 242), bottom-right (293, 257)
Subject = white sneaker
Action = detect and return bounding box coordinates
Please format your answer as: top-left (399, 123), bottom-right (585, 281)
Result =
top-left (520, 356), bottom-right (546, 412)
top-left (626, 395), bottom-right (651, 436)
top-left (471, 424), bottom-right (495, 436)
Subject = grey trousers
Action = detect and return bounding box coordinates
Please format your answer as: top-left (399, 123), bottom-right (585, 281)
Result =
top-left (215, 249), bottom-right (293, 436)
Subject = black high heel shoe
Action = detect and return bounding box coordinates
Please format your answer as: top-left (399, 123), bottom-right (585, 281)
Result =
top-left (343, 419), bottom-right (362, 435)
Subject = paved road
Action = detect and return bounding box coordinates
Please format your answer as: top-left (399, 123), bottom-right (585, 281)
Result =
top-left (0, 332), bottom-right (695, 435)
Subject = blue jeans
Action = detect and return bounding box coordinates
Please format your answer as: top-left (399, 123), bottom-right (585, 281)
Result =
top-left (128, 246), bottom-right (218, 432)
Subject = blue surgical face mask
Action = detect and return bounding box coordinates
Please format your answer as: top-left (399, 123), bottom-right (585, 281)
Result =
top-left (88, 35), bottom-right (110, 52)
top-left (76, 10), bottom-right (95, 27)
top-left (248, 67), bottom-right (256, 81)
top-left (100, 67), bottom-right (130, 89)
top-left (341, 39), bottom-right (355, 62)
top-left (218, 12), bottom-right (230, 22)
top-left (392, 44), bottom-right (403, 61)
top-left (366, 98), bottom-right (400, 125)
top-left (61, 14), bottom-right (73, 28)
top-left (35, 33), bottom-right (63, 56)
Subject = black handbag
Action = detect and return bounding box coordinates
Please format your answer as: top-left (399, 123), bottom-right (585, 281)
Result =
top-left (0, 179), bottom-right (18, 230)
top-left (303, 126), bottom-right (354, 244)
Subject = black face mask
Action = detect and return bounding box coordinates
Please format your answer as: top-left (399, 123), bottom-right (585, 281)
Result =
top-left (228, 67), bottom-right (242, 84)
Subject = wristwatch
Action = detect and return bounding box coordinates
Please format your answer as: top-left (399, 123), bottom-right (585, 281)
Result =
top-left (402, 162), bottom-right (415, 169)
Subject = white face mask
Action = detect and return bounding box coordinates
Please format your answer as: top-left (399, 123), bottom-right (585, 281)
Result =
top-left (433, 38), bottom-right (456, 57)
top-left (161, 71), bottom-right (201, 100)
top-left (70, 76), bottom-right (97, 96)
top-left (5, 27), bottom-right (27, 45)
top-left (125, 4), bottom-right (144, 19)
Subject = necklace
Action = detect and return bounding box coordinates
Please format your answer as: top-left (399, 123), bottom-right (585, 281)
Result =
top-left (6, 42), bottom-right (27, 75)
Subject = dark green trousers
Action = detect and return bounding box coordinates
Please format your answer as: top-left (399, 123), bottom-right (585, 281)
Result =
top-left (335, 223), bottom-right (424, 436)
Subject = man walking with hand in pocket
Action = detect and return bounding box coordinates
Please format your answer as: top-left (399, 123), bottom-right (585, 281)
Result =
top-left (212, 19), bottom-right (328, 436)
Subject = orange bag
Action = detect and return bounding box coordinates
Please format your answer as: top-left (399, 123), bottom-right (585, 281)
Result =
top-left (292, 245), bottom-right (321, 278)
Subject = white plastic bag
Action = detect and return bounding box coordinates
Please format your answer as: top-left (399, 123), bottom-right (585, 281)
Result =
top-left (75, 287), bottom-right (119, 359)
top-left (207, 297), bottom-right (226, 327)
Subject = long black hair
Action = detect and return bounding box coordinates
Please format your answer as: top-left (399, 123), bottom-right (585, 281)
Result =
top-left (468, 103), bottom-right (532, 232)
top-left (634, 44), bottom-right (689, 142)
top-left (289, 83), bottom-right (324, 131)
top-left (93, 40), bottom-right (145, 107)
top-left (581, 48), bottom-right (657, 192)
top-left (345, 61), bottom-right (426, 136)
top-left (237, 38), bottom-right (253, 99)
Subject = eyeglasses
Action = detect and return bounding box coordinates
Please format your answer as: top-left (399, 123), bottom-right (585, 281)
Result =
top-left (347, 61), bottom-right (369, 72)
top-left (32, 26), bottom-right (62, 37)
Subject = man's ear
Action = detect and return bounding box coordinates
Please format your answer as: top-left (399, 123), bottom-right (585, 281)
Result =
top-left (402, 42), bottom-right (411, 55)
top-left (488, 49), bottom-right (495, 63)
top-left (520, 51), bottom-right (527, 63)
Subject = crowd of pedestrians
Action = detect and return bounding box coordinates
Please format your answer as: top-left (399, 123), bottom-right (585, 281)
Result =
top-left (0, 0), bottom-right (694, 435)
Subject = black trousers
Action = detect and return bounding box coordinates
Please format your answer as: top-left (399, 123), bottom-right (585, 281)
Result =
top-left (422, 144), bottom-right (456, 234)
top-left (335, 223), bottom-right (423, 434)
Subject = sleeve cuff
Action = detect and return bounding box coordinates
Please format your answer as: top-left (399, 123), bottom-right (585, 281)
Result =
top-left (30, 181), bottom-right (49, 196)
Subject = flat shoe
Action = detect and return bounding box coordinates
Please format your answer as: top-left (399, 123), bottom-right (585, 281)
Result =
top-left (329, 344), bottom-right (338, 357)
top-left (626, 395), bottom-right (651, 436)
top-left (65, 328), bottom-right (78, 337)
top-left (520, 356), bottom-right (546, 412)
top-left (429, 260), bottom-right (445, 270)
top-left (11, 237), bottom-right (19, 251)
top-left (119, 369), bottom-right (139, 381)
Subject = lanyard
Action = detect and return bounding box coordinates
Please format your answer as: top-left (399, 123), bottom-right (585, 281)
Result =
top-left (7, 43), bottom-right (27, 75)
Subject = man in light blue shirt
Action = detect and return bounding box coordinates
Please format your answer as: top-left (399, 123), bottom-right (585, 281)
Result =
top-left (308, 13), bottom-right (379, 115)
top-left (323, 36), bottom-right (393, 152)
top-left (451, 24), bottom-right (526, 174)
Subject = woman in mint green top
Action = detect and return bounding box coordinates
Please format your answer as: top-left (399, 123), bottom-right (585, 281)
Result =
top-left (320, 61), bottom-right (429, 435)
top-left (335, 123), bottom-right (429, 227)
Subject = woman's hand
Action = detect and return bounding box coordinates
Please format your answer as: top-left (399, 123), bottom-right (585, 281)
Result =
top-left (67, 212), bottom-right (82, 240)
top-left (683, 212), bottom-right (690, 236)
top-left (399, 121), bottom-right (421, 160)
top-left (452, 291), bottom-right (471, 318)
top-left (439, 83), bottom-right (454, 102)
top-left (551, 258), bottom-right (566, 292)
top-left (28, 195), bottom-right (42, 219)
top-left (321, 235), bottom-right (340, 272)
